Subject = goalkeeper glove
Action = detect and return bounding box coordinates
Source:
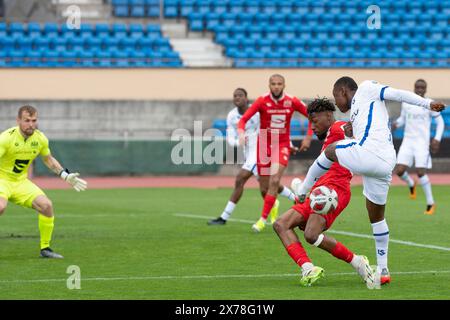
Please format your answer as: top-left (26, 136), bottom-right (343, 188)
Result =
top-left (59, 169), bottom-right (87, 192)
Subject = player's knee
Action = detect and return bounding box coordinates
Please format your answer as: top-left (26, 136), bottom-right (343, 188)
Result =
top-left (396, 167), bottom-right (405, 176)
top-left (40, 199), bottom-right (53, 214)
top-left (304, 230), bottom-right (319, 245)
top-left (272, 219), bottom-right (285, 234)
top-left (417, 170), bottom-right (426, 177)
top-left (235, 177), bottom-right (246, 189)
top-left (269, 177), bottom-right (281, 189)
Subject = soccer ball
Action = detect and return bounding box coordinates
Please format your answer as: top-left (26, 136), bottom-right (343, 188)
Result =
top-left (309, 186), bottom-right (338, 214)
top-left (290, 177), bottom-right (303, 196)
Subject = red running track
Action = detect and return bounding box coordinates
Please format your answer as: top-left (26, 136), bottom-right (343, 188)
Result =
top-left (32, 174), bottom-right (450, 190)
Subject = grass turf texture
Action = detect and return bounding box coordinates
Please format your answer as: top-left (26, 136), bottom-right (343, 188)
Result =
top-left (0, 185), bottom-right (449, 299)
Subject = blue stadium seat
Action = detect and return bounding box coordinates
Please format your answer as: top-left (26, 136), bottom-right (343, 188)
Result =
top-left (114, 5), bottom-right (129, 16)
top-left (164, 0), bottom-right (178, 17)
top-left (130, 6), bottom-right (145, 17)
top-left (188, 12), bottom-right (204, 31)
top-left (147, 4), bottom-right (160, 17)
top-left (180, 0), bottom-right (195, 16)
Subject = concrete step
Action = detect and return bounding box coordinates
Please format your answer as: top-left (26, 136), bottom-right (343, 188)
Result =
top-left (184, 60), bottom-right (233, 67)
top-left (55, 1), bottom-right (111, 20)
top-left (161, 21), bottom-right (187, 38)
top-left (171, 39), bottom-right (223, 50)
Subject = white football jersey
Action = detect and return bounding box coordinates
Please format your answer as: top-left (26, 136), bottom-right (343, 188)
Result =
top-left (226, 106), bottom-right (259, 159)
top-left (397, 101), bottom-right (442, 146)
top-left (349, 80), bottom-right (397, 164)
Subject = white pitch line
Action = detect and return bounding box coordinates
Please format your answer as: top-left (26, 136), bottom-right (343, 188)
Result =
top-left (1, 270), bottom-right (450, 284)
top-left (174, 213), bottom-right (450, 252)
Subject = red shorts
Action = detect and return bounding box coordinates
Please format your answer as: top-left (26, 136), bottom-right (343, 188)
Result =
top-left (292, 182), bottom-right (351, 230)
top-left (257, 143), bottom-right (290, 176)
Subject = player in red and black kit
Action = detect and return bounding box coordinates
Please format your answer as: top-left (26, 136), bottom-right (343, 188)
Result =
top-left (273, 98), bottom-right (376, 289)
top-left (238, 74), bottom-right (313, 232)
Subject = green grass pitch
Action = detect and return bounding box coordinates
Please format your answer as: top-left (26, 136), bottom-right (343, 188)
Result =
top-left (0, 185), bottom-right (449, 299)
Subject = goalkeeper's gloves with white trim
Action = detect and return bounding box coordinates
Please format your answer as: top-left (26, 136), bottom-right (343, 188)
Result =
top-left (59, 169), bottom-right (87, 192)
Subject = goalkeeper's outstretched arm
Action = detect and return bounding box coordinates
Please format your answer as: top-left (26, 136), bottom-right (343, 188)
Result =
top-left (41, 154), bottom-right (88, 192)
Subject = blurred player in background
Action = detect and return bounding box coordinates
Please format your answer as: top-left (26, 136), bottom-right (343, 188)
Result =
top-left (208, 88), bottom-right (298, 226)
top-left (238, 74), bottom-right (313, 232)
top-left (274, 98), bottom-right (375, 288)
top-left (296, 77), bottom-right (445, 286)
top-left (392, 79), bottom-right (445, 215)
top-left (0, 105), bottom-right (87, 258)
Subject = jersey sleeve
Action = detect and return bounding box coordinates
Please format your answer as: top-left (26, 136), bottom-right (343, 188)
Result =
top-left (238, 98), bottom-right (261, 131)
top-left (359, 80), bottom-right (390, 101)
top-left (226, 112), bottom-right (239, 147)
top-left (433, 113), bottom-right (445, 142)
top-left (324, 122), bottom-right (346, 148)
top-left (292, 97), bottom-right (308, 117)
top-left (39, 133), bottom-right (51, 157)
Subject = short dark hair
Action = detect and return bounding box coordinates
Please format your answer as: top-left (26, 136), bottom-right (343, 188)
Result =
top-left (234, 88), bottom-right (248, 97)
top-left (308, 97), bottom-right (336, 115)
top-left (334, 76), bottom-right (358, 91)
top-left (18, 105), bottom-right (37, 118)
top-left (415, 79), bottom-right (427, 85)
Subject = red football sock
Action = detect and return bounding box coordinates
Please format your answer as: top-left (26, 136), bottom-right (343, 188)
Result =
top-left (330, 242), bottom-right (354, 263)
top-left (286, 242), bottom-right (311, 267)
top-left (261, 194), bottom-right (276, 219)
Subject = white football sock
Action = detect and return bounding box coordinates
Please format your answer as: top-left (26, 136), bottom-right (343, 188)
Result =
top-left (350, 255), bottom-right (362, 269)
top-left (372, 219), bottom-right (389, 270)
top-left (400, 172), bottom-right (415, 188)
top-left (301, 262), bottom-right (314, 276)
top-left (419, 175), bottom-right (434, 205)
top-left (279, 186), bottom-right (296, 201)
top-left (220, 201), bottom-right (236, 220)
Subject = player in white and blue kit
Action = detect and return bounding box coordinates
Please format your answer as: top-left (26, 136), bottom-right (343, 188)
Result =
top-left (208, 88), bottom-right (297, 225)
top-left (296, 77), bottom-right (445, 286)
top-left (392, 79), bottom-right (444, 215)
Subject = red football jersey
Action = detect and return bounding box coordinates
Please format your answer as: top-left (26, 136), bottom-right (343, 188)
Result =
top-left (238, 92), bottom-right (313, 144)
top-left (315, 120), bottom-right (353, 187)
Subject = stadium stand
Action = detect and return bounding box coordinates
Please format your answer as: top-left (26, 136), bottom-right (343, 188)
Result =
top-left (0, 21), bottom-right (182, 68)
top-left (110, 0), bottom-right (450, 68)
top-left (0, 0), bottom-right (448, 68)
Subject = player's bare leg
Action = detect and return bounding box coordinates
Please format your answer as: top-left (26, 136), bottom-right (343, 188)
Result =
top-left (252, 164), bottom-right (286, 232)
top-left (303, 214), bottom-right (376, 289)
top-left (258, 175), bottom-right (270, 198)
top-left (416, 168), bottom-right (436, 215)
top-left (273, 209), bottom-right (323, 286)
top-left (396, 164), bottom-right (416, 199)
top-left (366, 199), bottom-right (390, 285)
top-left (209, 169), bottom-right (253, 225)
top-left (32, 195), bottom-right (63, 259)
